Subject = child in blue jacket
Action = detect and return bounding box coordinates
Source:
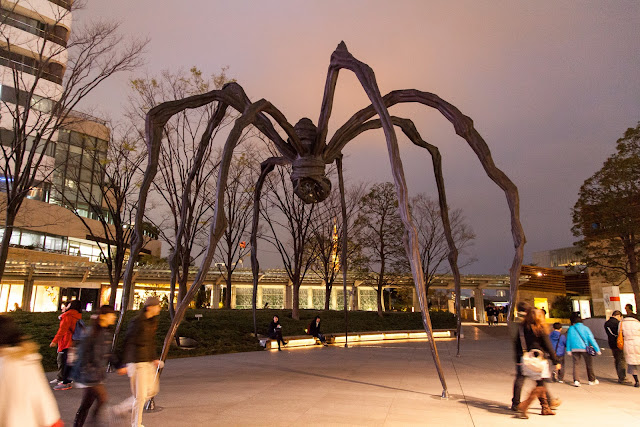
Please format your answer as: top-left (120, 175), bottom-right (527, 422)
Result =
top-left (549, 323), bottom-right (566, 382)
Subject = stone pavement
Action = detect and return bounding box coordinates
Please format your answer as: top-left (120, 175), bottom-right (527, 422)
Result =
top-left (50, 324), bottom-right (640, 426)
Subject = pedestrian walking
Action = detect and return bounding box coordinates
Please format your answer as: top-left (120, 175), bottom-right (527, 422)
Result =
top-left (50, 299), bottom-right (83, 390)
top-left (486, 305), bottom-right (495, 326)
top-left (604, 310), bottom-right (627, 383)
top-left (514, 308), bottom-right (561, 419)
top-left (565, 312), bottom-right (601, 386)
top-left (549, 323), bottom-right (566, 383)
top-left (113, 296), bottom-right (163, 427)
top-left (619, 314), bottom-right (640, 387)
top-left (625, 304), bottom-right (638, 320)
top-left (308, 315), bottom-right (328, 346)
top-left (511, 301), bottom-right (530, 411)
top-left (72, 305), bottom-right (118, 426)
top-left (268, 315), bottom-right (287, 350)
top-left (0, 315), bottom-right (63, 427)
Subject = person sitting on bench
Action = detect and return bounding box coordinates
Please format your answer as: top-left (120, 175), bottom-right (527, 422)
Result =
top-left (268, 315), bottom-right (287, 351)
top-left (309, 316), bottom-right (328, 346)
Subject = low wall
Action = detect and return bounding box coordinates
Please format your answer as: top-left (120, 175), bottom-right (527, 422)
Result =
top-left (583, 317), bottom-right (607, 341)
top-left (263, 329), bottom-right (456, 350)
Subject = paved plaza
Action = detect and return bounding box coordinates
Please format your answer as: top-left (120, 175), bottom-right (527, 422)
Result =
top-left (50, 324), bottom-right (640, 426)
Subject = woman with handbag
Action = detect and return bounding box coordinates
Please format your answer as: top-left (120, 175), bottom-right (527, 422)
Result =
top-left (619, 314), bottom-right (640, 387)
top-left (565, 312), bottom-right (601, 387)
top-left (0, 315), bottom-right (63, 427)
top-left (514, 308), bottom-right (561, 419)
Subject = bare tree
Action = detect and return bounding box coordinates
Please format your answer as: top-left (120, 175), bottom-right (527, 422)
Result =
top-left (355, 182), bottom-right (406, 316)
top-left (214, 143), bottom-right (261, 308)
top-left (0, 1), bottom-right (147, 282)
top-left (127, 67), bottom-right (235, 318)
top-left (49, 122), bottom-right (149, 307)
top-left (406, 193), bottom-right (476, 295)
top-left (308, 182), bottom-right (365, 310)
top-left (261, 165), bottom-right (318, 320)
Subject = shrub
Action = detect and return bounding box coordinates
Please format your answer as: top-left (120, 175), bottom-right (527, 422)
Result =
top-left (550, 296), bottom-right (573, 319)
top-left (8, 309), bottom-right (456, 372)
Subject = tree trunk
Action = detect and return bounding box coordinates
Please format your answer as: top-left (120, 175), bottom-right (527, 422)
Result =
top-left (377, 283), bottom-right (384, 317)
top-left (292, 283), bottom-right (300, 320)
top-left (177, 276), bottom-right (188, 307)
top-left (0, 212), bottom-right (17, 284)
top-left (629, 273), bottom-right (640, 315)
top-left (168, 279), bottom-right (176, 320)
top-left (625, 243), bottom-right (640, 312)
top-left (324, 283), bottom-right (331, 310)
top-left (224, 277), bottom-right (232, 308)
top-left (108, 276), bottom-right (119, 307)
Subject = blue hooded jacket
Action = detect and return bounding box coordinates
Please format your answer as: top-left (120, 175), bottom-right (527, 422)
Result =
top-left (549, 330), bottom-right (566, 357)
top-left (565, 322), bottom-right (600, 354)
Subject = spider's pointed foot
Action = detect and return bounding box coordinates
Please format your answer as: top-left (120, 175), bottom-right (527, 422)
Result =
top-left (336, 41), bottom-right (348, 52)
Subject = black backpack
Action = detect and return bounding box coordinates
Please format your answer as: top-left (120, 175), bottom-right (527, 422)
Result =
top-left (72, 319), bottom-right (86, 341)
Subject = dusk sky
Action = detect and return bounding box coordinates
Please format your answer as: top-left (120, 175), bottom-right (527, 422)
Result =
top-left (78, 1), bottom-right (640, 274)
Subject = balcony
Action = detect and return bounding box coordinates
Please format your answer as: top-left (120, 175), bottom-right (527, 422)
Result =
top-left (1, 10), bottom-right (69, 47)
top-left (48, 0), bottom-right (73, 11)
top-left (0, 50), bottom-right (64, 85)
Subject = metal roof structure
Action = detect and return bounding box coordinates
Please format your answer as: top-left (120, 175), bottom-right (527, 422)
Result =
top-left (2, 260), bottom-right (513, 289)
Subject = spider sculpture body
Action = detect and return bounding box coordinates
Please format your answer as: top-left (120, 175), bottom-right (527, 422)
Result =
top-left (120, 42), bottom-right (525, 398)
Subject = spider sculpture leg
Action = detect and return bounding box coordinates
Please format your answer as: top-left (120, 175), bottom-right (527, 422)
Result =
top-left (166, 101), bottom-right (230, 318)
top-left (327, 88), bottom-right (525, 324)
top-left (336, 155), bottom-right (350, 347)
top-left (251, 156), bottom-right (290, 336)
top-left (122, 91), bottom-right (300, 367)
top-left (339, 116), bottom-right (463, 356)
top-left (117, 82), bottom-right (295, 341)
top-left (157, 99), bottom-right (301, 363)
top-left (317, 42), bottom-right (449, 397)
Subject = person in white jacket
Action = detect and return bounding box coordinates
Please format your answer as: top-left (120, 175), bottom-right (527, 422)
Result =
top-left (620, 315), bottom-right (640, 387)
top-left (0, 315), bottom-right (63, 427)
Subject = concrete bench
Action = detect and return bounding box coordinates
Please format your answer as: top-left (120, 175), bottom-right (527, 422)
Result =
top-left (261, 329), bottom-right (456, 350)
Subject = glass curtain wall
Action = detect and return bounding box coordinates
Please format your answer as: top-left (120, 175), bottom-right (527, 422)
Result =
top-left (50, 129), bottom-right (107, 221)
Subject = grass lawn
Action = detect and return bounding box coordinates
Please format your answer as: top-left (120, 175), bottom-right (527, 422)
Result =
top-left (7, 309), bottom-right (455, 372)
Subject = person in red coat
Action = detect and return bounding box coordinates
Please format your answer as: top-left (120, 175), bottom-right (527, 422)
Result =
top-left (50, 299), bottom-right (82, 390)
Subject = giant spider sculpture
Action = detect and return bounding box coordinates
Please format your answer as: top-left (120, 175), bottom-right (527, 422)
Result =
top-left (120, 42), bottom-right (525, 398)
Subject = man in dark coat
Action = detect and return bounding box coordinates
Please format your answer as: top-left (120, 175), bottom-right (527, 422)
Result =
top-left (114, 297), bottom-right (163, 427)
top-left (604, 310), bottom-right (627, 383)
top-left (510, 302), bottom-right (529, 411)
top-left (309, 316), bottom-right (328, 346)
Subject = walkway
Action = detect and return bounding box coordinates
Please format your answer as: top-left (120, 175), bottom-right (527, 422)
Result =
top-left (50, 324), bottom-right (640, 426)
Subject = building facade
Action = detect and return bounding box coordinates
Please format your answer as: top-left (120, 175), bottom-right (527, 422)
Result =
top-left (533, 246), bottom-right (637, 318)
top-left (0, 1), bottom-right (160, 312)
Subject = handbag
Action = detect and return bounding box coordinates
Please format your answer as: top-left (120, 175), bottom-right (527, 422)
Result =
top-left (519, 326), bottom-right (550, 380)
top-left (576, 326), bottom-right (598, 356)
top-left (617, 325), bottom-right (624, 350)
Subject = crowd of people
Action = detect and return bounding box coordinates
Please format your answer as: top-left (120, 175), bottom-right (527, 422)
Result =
top-left (2, 297), bottom-right (639, 425)
top-left (1, 296), bottom-right (163, 427)
top-left (1, 299), bottom-right (329, 426)
top-left (486, 304), bottom-right (508, 326)
top-left (511, 302), bottom-right (640, 419)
